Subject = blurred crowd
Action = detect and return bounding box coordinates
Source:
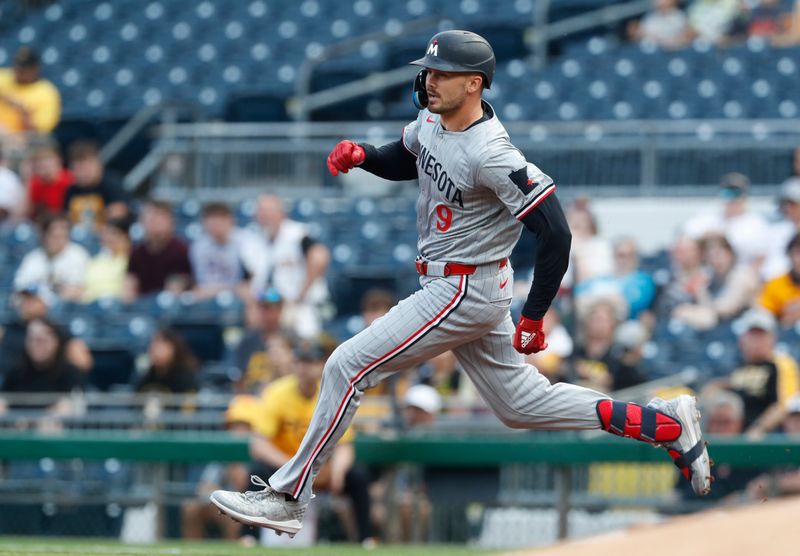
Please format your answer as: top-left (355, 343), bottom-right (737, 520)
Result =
top-left (0, 20), bottom-right (799, 543)
top-left (628, 0), bottom-right (800, 49)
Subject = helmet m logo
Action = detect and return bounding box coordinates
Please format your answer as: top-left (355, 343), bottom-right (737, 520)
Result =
top-left (427, 39), bottom-right (438, 56)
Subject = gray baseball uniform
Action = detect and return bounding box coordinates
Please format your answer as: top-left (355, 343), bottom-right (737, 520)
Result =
top-left (268, 103), bottom-right (607, 503)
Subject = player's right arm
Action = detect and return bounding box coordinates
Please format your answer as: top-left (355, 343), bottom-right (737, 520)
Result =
top-left (327, 139), bottom-right (417, 180)
top-left (326, 117), bottom-right (420, 180)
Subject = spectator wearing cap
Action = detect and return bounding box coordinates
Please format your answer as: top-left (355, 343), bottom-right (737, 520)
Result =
top-left (64, 140), bottom-right (129, 227)
top-left (249, 338), bottom-right (374, 544)
top-left (759, 233), bottom-right (800, 326)
top-left (672, 234), bottom-right (759, 331)
top-left (243, 194), bottom-right (331, 339)
top-left (27, 139), bottom-right (73, 222)
top-left (82, 217), bottom-right (132, 303)
top-left (14, 214), bottom-right (89, 301)
top-left (402, 384), bottom-right (442, 428)
top-left (708, 309), bottom-right (800, 431)
top-left (0, 47), bottom-right (61, 135)
top-left (181, 395), bottom-right (255, 540)
top-left (190, 202), bottom-right (251, 301)
top-left (0, 145), bottom-right (25, 225)
top-left (683, 173), bottom-right (771, 268)
top-left (763, 178), bottom-right (800, 280)
top-left (233, 288), bottom-right (294, 394)
top-left (124, 200), bottom-right (192, 300)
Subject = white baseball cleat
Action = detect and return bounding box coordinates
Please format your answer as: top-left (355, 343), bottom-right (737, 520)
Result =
top-left (648, 394), bottom-right (712, 496)
top-left (210, 475), bottom-right (306, 538)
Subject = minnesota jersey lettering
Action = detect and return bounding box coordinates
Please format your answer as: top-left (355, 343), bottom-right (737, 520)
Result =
top-left (402, 103), bottom-right (556, 264)
top-left (417, 145), bottom-right (464, 208)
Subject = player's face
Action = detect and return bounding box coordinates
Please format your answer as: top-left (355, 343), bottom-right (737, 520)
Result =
top-left (425, 69), bottom-right (481, 114)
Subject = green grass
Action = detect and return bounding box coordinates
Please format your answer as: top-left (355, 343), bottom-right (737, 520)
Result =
top-left (0, 537), bottom-right (497, 556)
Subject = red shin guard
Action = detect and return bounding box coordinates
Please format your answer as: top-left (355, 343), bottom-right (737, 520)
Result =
top-left (596, 400), bottom-right (681, 443)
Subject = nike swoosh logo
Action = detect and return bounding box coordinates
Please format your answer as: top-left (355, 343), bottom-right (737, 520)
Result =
top-left (426, 116), bottom-right (435, 123)
top-left (499, 278), bottom-right (509, 289)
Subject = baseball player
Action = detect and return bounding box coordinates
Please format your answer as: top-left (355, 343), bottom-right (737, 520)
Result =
top-left (211, 30), bottom-right (712, 537)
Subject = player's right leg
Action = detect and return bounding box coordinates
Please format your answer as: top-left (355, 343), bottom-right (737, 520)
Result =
top-left (211, 273), bottom-right (491, 534)
top-left (452, 316), bottom-right (712, 496)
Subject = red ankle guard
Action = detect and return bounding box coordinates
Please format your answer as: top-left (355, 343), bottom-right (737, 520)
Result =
top-left (596, 400), bottom-right (681, 443)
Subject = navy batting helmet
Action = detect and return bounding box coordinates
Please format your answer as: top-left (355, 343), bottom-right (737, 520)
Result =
top-left (410, 30), bottom-right (496, 88)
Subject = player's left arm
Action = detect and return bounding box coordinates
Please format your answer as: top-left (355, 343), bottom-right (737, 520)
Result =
top-left (477, 149), bottom-right (569, 354)
top-left (513, 194), bottom-right (571, 354)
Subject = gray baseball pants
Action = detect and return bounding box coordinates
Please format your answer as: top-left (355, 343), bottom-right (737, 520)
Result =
top-left (269, 261), bottom-right (608, 503)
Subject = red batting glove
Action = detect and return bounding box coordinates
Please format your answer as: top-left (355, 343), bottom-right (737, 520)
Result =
top-left (513, 315), bottom-right (548, 354)
top-left (327, 140), bottom-right (366, 176)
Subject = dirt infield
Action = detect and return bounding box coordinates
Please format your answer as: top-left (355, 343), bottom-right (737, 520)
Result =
top-left (505, 496), bottom-right (800, 556)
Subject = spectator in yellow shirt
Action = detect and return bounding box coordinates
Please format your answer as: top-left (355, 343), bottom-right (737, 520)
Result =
top-left (82, 217), bottom-right (132, 302)
top-left (705, 309), bottom-right (800, 433)
top-left (760, 233), bottom-right (800, 326)
top-left (0, 47), bottom-right (61, 135)
top-left (248, 338), bottom-right (374, 544)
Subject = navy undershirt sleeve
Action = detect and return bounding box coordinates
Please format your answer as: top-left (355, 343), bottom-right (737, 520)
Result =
top-left (518, 193), bottom-right (572, 320)
top-left (358, 140), bottom-right (418, 181)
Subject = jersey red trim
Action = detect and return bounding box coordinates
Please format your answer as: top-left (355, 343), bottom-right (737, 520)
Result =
top-left (290, 275), bottom-right (467, 498)
top-left (515, 183), bottom-right (556, 220)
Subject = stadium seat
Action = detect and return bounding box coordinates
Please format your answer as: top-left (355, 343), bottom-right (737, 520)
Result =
top-left (89, 348), bottom-right (137, 392)
top-left (171, 322), bottom-right (226, 362)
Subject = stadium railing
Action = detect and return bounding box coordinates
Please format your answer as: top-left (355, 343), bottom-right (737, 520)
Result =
top-left (0, 430), bottom-right (796, 545)
top-left (134, 119), bottom-right (800, 198)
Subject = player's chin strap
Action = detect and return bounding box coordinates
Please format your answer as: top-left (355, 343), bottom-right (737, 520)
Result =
top-left (412, 70), bottom-right (428, 109)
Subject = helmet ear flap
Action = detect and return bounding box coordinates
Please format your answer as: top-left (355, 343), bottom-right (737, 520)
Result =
top-left (412, 70), bottom-right (428, 109)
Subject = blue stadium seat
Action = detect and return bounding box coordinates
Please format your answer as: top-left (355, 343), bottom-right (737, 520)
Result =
top-left (171, 321), bottom-right (225, 362)
top-left (89, 347), bottom-right (136, 391)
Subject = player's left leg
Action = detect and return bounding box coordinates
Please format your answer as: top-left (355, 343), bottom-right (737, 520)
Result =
top-left (452, 315), bottom-right (712, 496)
